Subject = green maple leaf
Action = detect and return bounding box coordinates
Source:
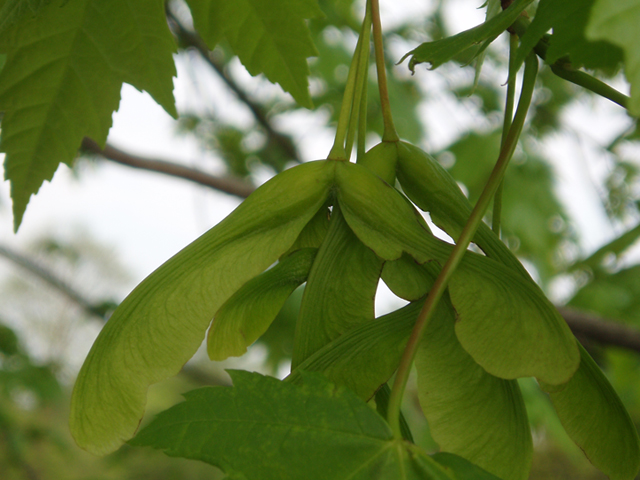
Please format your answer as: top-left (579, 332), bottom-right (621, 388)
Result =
top-left (131, 371), bottom-right (501, 480)
top-left (0, 0), bottom-right (177, 230)
top-left (587, 0), bottom-right (640, 116)
top-left (0, 0), bottom-right (51, 34)
top-left (185, 0), bottom-right (323, 108)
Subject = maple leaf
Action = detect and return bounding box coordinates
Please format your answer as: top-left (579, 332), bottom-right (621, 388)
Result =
top-left (186, 0), bottom-right (323, 109)
top-left (0, 0), bottom-right (177, 230)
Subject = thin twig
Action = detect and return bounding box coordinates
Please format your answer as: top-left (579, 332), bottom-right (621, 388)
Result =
top-left (81, 138), bottom-right (254, 199)
top-left (0, 243), bottom-right (107, 320)
top-left (0, 242), bottom-right (228, 385)
top-left (560, 307), bottom-right (640, 354)
top-left (165, 7), bottom-right (301, 164)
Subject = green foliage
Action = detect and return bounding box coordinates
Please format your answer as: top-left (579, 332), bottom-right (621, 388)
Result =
top-left (587, 0), bottom-right (640, 115)
top-left (403, 0), bottom-right (534, 72)
top-left (3, 0), bottom-right (640, 479)
top-left (0, 0), bottom-right (178, 230)
top-left (0, 322), bottom-right (61, 404)
top-left (185, 0), bottom-right (323, 108)
top-left (570, 264), bottom-right (640, 326)
top-left (516, 0), bottom-right (623, 71)
top-left (131, 371), bottom-right (501, 480)
top-left (541, 345), bottom-right (640, 480)
top-left (442, 131), bottom-right (571, 280)
top-left (70, 160), bottom-right (335, 455)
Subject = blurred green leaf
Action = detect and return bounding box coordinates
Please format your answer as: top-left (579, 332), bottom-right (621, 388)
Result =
top-left (569, 265), bottom-right (640, 326)
top-left (310, 22), bottom-right (423, 144)
top-left (572, 223), bottom-right (640, 272)
top-left (516, 0), bottom-right (622, 72)
top-left (0, 0), bottom-right (50, 34)
top-left (0, 323), bottom-right (19, 355)
top-left (445, 131), bottom-right (572, 280)
top-left (402, 0), bottom-right (533, 72)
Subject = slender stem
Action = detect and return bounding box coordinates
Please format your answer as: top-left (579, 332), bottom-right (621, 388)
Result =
top-left (81, 138), bottom-right (254, 198)
top-left (492, 33), bottom-right (519, 233)
top-left (550, 62), bottom-right (629, 109)
top-left (509, 16), bottom-right (630, 110)
top-left (345, 7), bottom-right (372, 159)
top-left (357, 70), bottom-right (369, 161)
top-left (386, 53), bottom-right (539, 438)
top-left (370, 0), bottom-right (399, 142)
top-left (329, 23), bottom-right (369, 160)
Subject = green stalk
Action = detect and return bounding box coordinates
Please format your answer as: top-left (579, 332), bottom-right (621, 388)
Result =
top-left (328, 14), bottom-right (370, 161)
top-left (550, 63), bottom-right (629, 109)
top-left (357, 69), bottom-right (369, 161)
top-left (492, 32), bottom-right (519, 234)
top-left (386, 52), bottom-right (539, 439)
top-left (371, 0), bottom-right (399, 142)
top-left (345, 6), bottom-right (372, 159)
top-left (510, 16), bottom-right (630, 110)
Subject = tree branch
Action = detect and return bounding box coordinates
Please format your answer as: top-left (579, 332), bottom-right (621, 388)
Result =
top-left (81, 138), bottom-right (254, 199)
top-left (165, 6), bottom-right (302, 164)
top-left (0, 243), bottom-right (108, 320)
top-left (558, 306), bottom-right (640, 354)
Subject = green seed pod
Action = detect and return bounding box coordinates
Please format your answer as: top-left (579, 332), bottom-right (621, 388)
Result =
top-left (396, 141), bottom-right (526, 274)
top-left (357, 141), bottom-right (398, 185)
top-left (396, 141), bottom-right (471, 240)
top-left (208, 247), bottom-right (317, 361)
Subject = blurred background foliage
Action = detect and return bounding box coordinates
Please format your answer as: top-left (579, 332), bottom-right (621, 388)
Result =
top-left (2, 0), bottom-right (640, 478)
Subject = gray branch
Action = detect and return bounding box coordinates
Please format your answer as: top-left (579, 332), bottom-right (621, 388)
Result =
top-left (0, 243), bottom-right (106, 319)
top-left (558, 306), bottom-right (640, 354)
top-left (81, 138), bottom-right (254, 199)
